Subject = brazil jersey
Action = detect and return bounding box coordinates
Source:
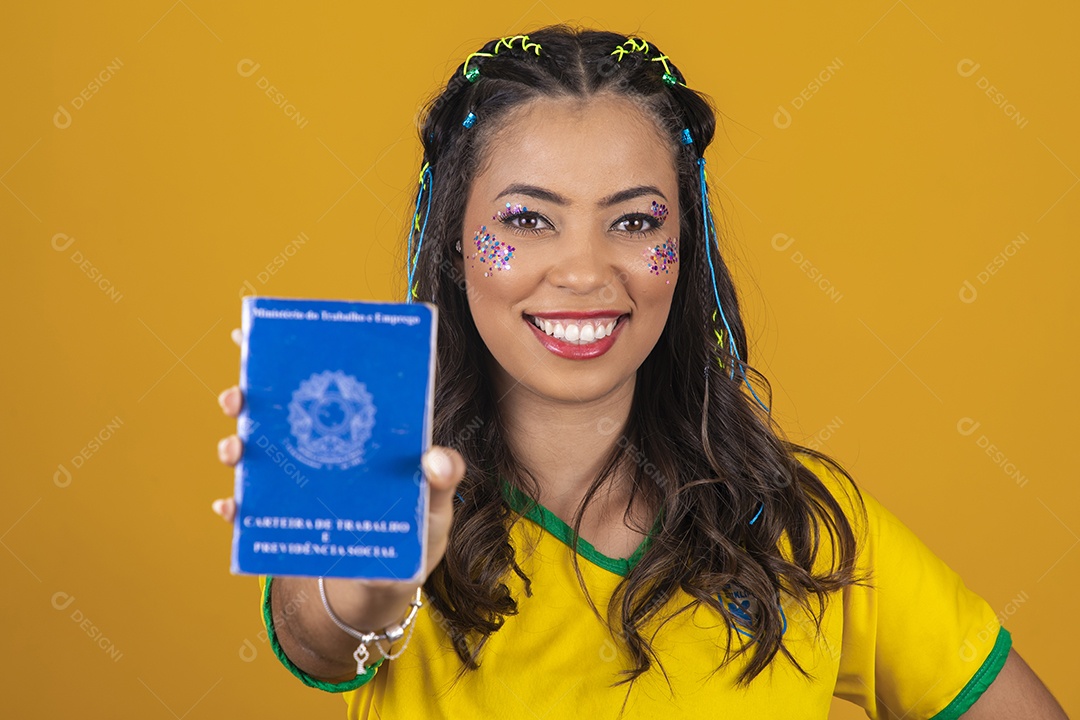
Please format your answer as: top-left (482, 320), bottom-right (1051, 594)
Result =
top-left (258, 452), bottom-right (1011, 718)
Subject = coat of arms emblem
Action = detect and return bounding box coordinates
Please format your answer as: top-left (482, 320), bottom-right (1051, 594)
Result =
top-left (284, 370), bottom-right (376, 470)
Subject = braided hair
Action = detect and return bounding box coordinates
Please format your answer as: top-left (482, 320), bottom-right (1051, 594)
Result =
top-left (408, 25), bottom-right (869, 701)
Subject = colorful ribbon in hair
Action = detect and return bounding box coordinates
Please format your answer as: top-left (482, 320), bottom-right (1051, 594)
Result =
top-left (406, 162), bottom-right (433, 302)
top-left (610, 37), bottom-right (651, 60)
top-left (463, 34), bottom-right (543, 82)
top-left (697, 156), bottom-right (771, 414)
top-left (494, 34), bottom-right (542, 55)
top-left (610, 37), bottom-right (684, 87)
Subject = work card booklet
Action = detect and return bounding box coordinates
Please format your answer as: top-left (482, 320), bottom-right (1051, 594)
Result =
top-left (230, 296), bottom-right (437, 581)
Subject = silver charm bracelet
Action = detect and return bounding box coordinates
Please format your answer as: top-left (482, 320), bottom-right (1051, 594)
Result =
top-left (317, 577), bottom-right (424, 675)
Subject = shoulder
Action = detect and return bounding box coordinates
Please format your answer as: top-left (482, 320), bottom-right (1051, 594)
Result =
top-left (789, 448), bottom-right (935, 583)
top-left (791, 449), bottom-right (872, 545)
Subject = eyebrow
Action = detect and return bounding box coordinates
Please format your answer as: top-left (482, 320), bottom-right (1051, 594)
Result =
top-left (495, 184), bottom-right (567, 205)
top-left (600, 185), bottom-right (667, 207)
top-left (494, 183), bottom-right (667, 207)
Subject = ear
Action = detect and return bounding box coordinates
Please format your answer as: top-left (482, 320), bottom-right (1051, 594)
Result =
top-left (444, 239), bottom-right (468, 295)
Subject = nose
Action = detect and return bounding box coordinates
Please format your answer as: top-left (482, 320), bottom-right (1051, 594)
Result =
top-left (544, 227), bottom-right (617, 295)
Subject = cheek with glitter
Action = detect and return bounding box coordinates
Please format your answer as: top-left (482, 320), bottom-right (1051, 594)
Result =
top-left (643, 237), bottom-right (678, 276)
top-left (472, 225), bottom-right (515, 277)
top-left (494, 203), bottom-right (528, 222)
top-left (650, 201), bottom-right (669, 223)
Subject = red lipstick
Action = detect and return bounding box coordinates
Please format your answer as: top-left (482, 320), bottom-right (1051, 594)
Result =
top-left (522, 314), bottom-right (628, 360)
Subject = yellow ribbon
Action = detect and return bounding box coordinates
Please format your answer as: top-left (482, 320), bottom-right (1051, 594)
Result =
top-left (412, 162), bottom-right (431, 232)
top-left (611, 37), bottom-right (650, 60)
top-left (495, 34), bottom-right (541, 55)
top-left (464, 35), bottom-right (542, 78)
top-left (712, 309), bottom-right (727, 371)
top-left (611, 39), bottom-right (686, 88)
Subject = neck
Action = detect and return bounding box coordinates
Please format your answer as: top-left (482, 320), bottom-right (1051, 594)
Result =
top-left (493, 370), bottom-right (636, 523)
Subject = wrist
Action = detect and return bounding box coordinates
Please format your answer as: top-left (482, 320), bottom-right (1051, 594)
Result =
top-left (318, 577), bottom-right (424, 675)
top-left (322, 578), bottom-right (422, 631)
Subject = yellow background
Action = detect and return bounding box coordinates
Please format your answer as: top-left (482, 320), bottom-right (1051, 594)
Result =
top-left (3, 1), bottom-right (1076, 717)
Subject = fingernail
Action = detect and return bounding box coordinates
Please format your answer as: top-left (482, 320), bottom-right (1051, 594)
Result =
top-left (217, 389), bottom-right (229, 409)
top-left (218, 438), bottom-right (230, 457)
top-left (211, 499), bottom-right (225, 516)
top-left (422, 448), bottom-right (451, 479)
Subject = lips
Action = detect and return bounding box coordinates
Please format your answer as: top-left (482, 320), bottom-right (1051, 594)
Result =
top-left (522, 312), bottom-right (629, 360)
top-left (525, 315), bottom-right (622, 344)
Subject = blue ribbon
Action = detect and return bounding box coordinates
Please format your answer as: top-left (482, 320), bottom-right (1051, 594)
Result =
top-left (405, 165), bottom-right (434, 302)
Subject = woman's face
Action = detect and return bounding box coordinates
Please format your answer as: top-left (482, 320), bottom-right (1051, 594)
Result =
top-left (461, 93), bottom-right (680, 404)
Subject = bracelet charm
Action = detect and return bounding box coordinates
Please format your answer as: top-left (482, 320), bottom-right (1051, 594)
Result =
top-left (385, 623), bottom-right (406, 643)
top-left (317, 578), bottom-right (424, 675)
top-left (353, 643), bottom-right (372, 675)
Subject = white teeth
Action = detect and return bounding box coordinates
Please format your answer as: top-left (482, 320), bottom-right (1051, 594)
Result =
top-left (528, 316), bottom-right (622, 345)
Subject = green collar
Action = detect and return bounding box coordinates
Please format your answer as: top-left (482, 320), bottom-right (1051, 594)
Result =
top-left (500, 479), bottom-right (661, 577)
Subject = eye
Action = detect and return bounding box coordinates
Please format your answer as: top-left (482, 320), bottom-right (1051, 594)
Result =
top-left (497, 208), bottom-right (553, 236)
top-left (612, 213), bottom-right (662, 236)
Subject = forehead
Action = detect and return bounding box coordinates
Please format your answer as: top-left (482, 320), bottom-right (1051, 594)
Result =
top-left (475, 94), bottom-right (678, 200)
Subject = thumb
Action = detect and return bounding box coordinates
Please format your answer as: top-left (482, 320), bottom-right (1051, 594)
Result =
top-left (422, 446), bottom-right (465, 506)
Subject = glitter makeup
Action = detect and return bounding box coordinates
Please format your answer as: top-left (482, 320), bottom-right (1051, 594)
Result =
top-left (644, 237), bottom-right (678, 276)
top-left (472, 225), bottom-right (515, 277)
top-left (494, 203), bottom-right (529, 222)
top-left (650, 201), bottom-right (668, 223)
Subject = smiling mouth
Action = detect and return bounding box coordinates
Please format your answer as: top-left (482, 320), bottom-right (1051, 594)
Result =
top-left (522, 313), bottom-right (628, 345)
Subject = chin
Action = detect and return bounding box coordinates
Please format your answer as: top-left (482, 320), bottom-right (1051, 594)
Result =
top-left (522, 366), bottom-right (635, 405)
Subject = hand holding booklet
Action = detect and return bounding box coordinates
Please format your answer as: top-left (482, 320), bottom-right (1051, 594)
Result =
top-left (230, 296), bottom-right (437, 581)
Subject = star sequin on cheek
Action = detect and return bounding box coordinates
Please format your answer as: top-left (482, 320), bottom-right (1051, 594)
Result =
top-left (644, 237), bottom-right (678, 277)
top-left (472, 225), bottom-right (515, 277)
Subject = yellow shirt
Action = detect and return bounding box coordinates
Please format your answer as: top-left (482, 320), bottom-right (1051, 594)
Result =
top-left (258, 453), bottom-right (1011, 719)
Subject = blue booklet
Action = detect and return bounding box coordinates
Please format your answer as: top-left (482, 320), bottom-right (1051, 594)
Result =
top-left (230, 296), bottom-right (437, 581)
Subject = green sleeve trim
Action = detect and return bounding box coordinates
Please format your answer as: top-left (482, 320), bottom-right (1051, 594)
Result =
top-left (500, 479), bottom-right (660, 577)
top-left (262, 576), bottom-right (382, 693)
top-left (930, 625), bottom-right (1012, 719)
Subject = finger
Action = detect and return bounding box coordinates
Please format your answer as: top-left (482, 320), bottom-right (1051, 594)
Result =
top-left (217, 435), bottom-right (243, 466)
top-left (422, 446), bottom-right (465, 510)
top-left (211, 497), bottom-right (236, 523)
top-left (217, 386), bottom-right (243, 417)
top-left (231, 328), bottom-right (242, 347)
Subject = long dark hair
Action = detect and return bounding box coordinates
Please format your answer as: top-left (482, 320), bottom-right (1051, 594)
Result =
top-left (407, 25), bottom-right (870, 702)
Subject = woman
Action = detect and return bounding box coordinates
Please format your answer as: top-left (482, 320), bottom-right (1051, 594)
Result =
top-left (212, 26), bottom-right (1066, 718)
